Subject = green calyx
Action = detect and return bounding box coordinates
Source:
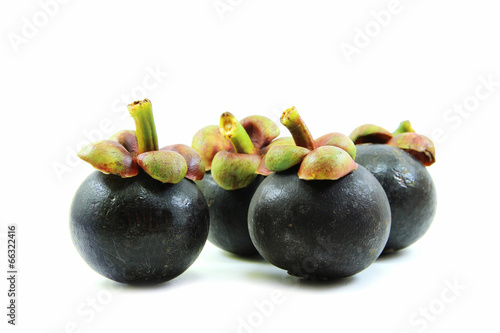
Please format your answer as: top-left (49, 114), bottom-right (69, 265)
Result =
top-left (350, 120), bottom-right (436, 166)
top-left (136, 151), bottom-right (187, 183)
top-left (349, 124), bottom-right (393, 144)
top-left (265, 145), bottom-right (310, 172)
top-left (298, 146), bottom-right (358, 180)
top-left (191, 125), bottom-right (234, 171)
top-left (349, 120), bottom-right (416, 144)
top-left (387, 133), bottom-right (436, 166)
top-left (315, 132), bottom-right (357, 160)
top-left (77, 140), bottom-right (139, 177)
top-left (78, 99), bottom-right (205, 183)
top-left (392, 120), bottom-right (415, 136)
top-left (265, 107), bottom-right (358, 180)
top-left (192, 112), bottom-right (281, 190)
top-left (160, 144), bottom-right (206, 181)
top-left (211, 151), bottom-right (261, 190)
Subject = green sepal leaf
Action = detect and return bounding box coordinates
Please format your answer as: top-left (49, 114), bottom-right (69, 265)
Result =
top-left (191, 125), bottom-right (234, 171)
top-left (160, 144), bottom-right (206, 181)
top-left (315, 132), bottom-right (357, 160)
top-left (257, 138), bottom-right (297, 175)
top-left (265, 145), bottom-right (310, 172)
top-left (387, 133), bottom-right (436, 166)
top-left (298, 146), bottom-right (358, 180)
top-left (77, 140), bottom-right (139, 177)
top-left (392, 120), bottom-right (415, 136)
top-left (136, 151), bottom-right (188, 183)
top-left (211, 151), bottom-right (261, 190)
top-left (259, 136), bottom-right (295, 154)
top-left (349, 124), bottom-right (393, 144)
top-left (109, 130), bottom-right (138, 156)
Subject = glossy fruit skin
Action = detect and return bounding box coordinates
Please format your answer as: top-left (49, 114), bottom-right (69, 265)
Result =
top-left (248, 165), bottom-right (391, 279)
top-left (355, 144), bottom-right (437, 252)
top-left (70, 170), bottom-right (209, 285)
top-left (196, 172), bottom-right (264, 257)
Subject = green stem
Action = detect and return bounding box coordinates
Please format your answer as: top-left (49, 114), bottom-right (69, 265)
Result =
top-left (127, 99), bottom-right (158, 154)
top-left (393, 120), bottom-right (415, 136)
top-left (219, 112), bottom-right (256, 154)
top-left (280, 107), bottom-right (316, 150)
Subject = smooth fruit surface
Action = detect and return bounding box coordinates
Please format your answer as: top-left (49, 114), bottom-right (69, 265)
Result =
top-left (196, 171), bottom-right (264, 257)
top-left (70, 170), bottom-right (209, 284)
top-left (248, 165), bottom-right (391, 279)
top-left (355, 144), bottom-right (437, 252)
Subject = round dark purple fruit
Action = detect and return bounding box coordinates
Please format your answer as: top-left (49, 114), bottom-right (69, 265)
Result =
top-left (355, 145), bottom-right (436, 252)
top-left (249, 165), bottom-right (390, 279)
top-left (192, 112), bottom-right (284, 257)
top-left (70, 99), bottom-right (209, 284)
top-left (70, 170), bottom-right (209, 284)
top-left (196, 172), bottom-right (264, 256)
top-left (248, 107), bottom-right (391, 279)
top-left (350, 122), bottom-right (437, 253)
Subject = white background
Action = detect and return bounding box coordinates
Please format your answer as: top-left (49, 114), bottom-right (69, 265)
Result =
top-left (1, 1), bottom-right (499, 332)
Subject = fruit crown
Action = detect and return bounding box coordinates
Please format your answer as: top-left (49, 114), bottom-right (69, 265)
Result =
top-left (191, 112), bottom-right (285, 190)
top-left (78, 99), bottom-right (205, 183)
top-left (264, 107), bottom-right (358, 180)
top-left (349, 120), bottom-right (436, 166)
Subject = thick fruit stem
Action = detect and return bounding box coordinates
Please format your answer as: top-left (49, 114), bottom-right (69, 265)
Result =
top-left (127, 99), bottom-right (159, 154)
top-left (393, 120), bottom-right (415, 136)
top-left (280, 107), bottom-right (316, 150)
top-left (219, 112), bottom-right (256, 154)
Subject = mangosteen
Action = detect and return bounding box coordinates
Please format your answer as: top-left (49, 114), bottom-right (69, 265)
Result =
top-left (70, 99), bottom-right (209, 284)
top-left (350, 121), bottom-right (437, 253)
top-left (192, 112), bottom-right (288, 256)
top-left (248, 107), bottom-right (391, 279)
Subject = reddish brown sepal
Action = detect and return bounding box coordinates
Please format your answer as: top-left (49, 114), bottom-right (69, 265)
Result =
top-left (160, 144), bottom-right (206, 181)
top-left (191, 125), bottom-right (234, 171)
top-left (240, 115), bottom-right (280, 150)
top-left (349, 124), bottom-right (393, 144)
top-left (315, 132), bottom-right (357, 160)
top-left (109, 130), bottom-right (139, 157)
top-left (256, 157), bottom-right (273, 176)
top-left (387, 133), bottom-right (436, 166)
top-left (77, 140), bottom-right (139, 177)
